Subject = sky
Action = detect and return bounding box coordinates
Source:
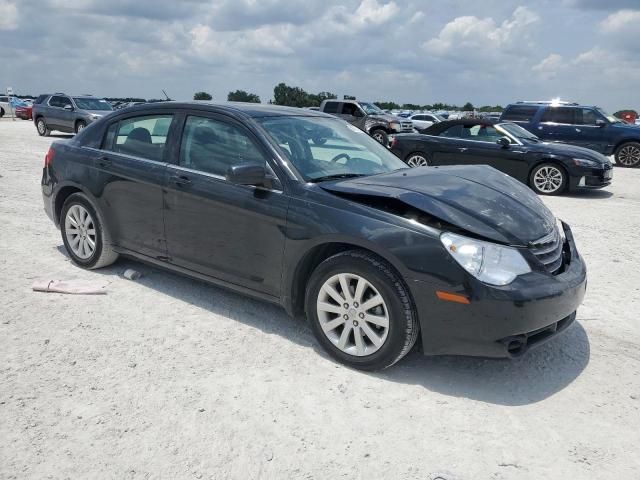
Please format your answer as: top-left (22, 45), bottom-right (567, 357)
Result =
top-left (0, 0), bottom-right (638, 111)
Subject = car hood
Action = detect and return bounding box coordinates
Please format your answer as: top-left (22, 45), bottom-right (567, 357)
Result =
top-left (321, 165), bottom-right (556, 245)
top-left (371, 113), bottom-right (408, 123)
top-left (84, 110), bottom-right (112, 117)
top-left (526, 141), bottom-right (610, 163)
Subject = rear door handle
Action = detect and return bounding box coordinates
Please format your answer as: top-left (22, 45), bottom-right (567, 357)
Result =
top-left (169, 174), bottom-right (192, 186)
top-left (98, 157), bottom-right (112, 168)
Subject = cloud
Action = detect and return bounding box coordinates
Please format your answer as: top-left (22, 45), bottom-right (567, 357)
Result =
top-left (0, 0), bottom-right (18, 30)
top-left (600, 9), bottom-right (640, 35)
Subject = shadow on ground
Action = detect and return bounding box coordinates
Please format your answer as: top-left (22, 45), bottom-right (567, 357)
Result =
top-left (56, 245), bottom-right (591, 407)
top-left (563, 189), bottom-right (613, 200)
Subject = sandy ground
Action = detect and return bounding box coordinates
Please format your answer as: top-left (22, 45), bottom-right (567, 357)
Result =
top-left (1, 117), bottom-right (639, 480)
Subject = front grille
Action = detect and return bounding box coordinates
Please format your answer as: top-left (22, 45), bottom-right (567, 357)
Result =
top-left (400, 122), bottom-right (413, 131)
top-left (529, 226), bottom-right (564, 274)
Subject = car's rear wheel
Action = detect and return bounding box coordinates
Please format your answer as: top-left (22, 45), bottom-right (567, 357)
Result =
top-left (61, 193), bottom-right (118, 269)
top-left (530, 163), bottom-right (567, 195)
top-left (75, 120), bottom-right (86, 134)
top-left (370, 129), bottom-right (389, 146)
top-left (615, 142), bottom-right (640, 168)
top-left (305, 250), bottom-right (419, 371)
top-left (405, 151), bottom-right (432, 167)
top-left (0, 107), bottom-right (4, 118)
top-left (36, 118), bottom-right (51, 136)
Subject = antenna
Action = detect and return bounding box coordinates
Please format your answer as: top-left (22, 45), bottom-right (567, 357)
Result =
top-left (162, 89), bottom-right (170, 101)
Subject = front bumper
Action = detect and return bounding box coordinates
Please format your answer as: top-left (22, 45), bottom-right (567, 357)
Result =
top-left (410, 226), bottom-right (587, 358)
top-left (568, 164), bottom-right (613, 190)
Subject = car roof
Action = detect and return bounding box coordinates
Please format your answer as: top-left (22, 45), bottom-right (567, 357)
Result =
top-left (121, 101), bottom-right (332, 119)
top-left (423, 118), bottom-right (498, 135)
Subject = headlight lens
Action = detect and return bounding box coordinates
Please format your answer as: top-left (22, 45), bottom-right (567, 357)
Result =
top-left (572, 158), bottom-right (599, 167)
top-left (440, 232), bottom-right (531, 286)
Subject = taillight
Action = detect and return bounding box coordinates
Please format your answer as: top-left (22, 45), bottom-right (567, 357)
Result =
top-left (44, 147), bottom-right (55, 167)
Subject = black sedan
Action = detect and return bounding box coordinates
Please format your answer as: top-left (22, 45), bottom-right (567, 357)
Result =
top-left (390, 119), bottom-right (613, 195)
top-left (42, 102), bottom-right (586, 370)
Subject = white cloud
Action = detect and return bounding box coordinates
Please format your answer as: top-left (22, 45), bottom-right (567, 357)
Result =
top-left (600, 9), bottom-right (640, 33)
top-left (0, 0), bottom-right (18, 30)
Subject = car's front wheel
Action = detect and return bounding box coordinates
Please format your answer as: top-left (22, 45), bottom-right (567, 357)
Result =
top-left (615, 142), bottom-right (640, 168)
top-left (530, 163), bottom-right (567, 195)
top-left (405, 151), bottom-right (432, 167)
top-left (370, 129), bottom-right (389, 146)
top-left (305, 250), bottom-right (419, 371)
top-left (61, 193), bottom-right (119, 269)
top-left (75, 120), bottom-right (86, 134)
top-left (36, 118), bottom-right (51, 136)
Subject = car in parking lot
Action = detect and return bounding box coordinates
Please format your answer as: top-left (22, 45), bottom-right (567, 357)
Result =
top-left (32, 93), bottom-right (113, 136)
top-left (500, 101), bottom-right (640, 167)
top-left (41, 102), bottom-right (586, 370)
top-left (408, 113), bottom-right (444, 131)
top-left (390, 119), bottom-right (613, 195)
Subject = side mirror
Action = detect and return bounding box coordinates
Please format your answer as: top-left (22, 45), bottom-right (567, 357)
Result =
top-left (226, 164), bottom-right (266, 186)
top-left (63, 104), bottom-right (74, 111)
top-left (497, 136), bottom-right (511, 148)
top-left (595, 119), bottom-right (607, 127)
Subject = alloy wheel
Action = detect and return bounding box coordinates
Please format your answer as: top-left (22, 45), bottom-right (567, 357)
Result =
top-left (406, 154), bottom-right (429, 167)
top-left (37, 119), bottom-right (46, 135)
top-left (64, 204), bottom-right (97, 259)
top-left (372, 132), bottom-right (385, 144)
top-left (533, 166), bottom-right (563, 193)
top-left (618, 145), bottom-right (640, 166)
top-left (316, 273), bottom-right (390, 356)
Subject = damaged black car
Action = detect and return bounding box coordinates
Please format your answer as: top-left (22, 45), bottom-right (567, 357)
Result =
top-left (41, 102), bottom-right (587, 370)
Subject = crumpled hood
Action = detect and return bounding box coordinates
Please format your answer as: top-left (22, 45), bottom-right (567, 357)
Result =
top-left (528, 141), bottom-right (610, 164)
top-left (321, 165), bottom-right (556, 245)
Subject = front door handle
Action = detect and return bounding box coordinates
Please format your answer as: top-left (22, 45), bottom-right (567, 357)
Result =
top-left (169, 174), bottom-right (192, 186)
top-left (98, 157), bottom-right (112, 168)
top-left (458, 148), bottom-right (468, 152)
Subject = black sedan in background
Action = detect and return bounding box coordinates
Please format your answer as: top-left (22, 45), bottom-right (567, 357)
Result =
top-left (42, 103), bottom-right (586, 370)
top-left (390, 119), bottom-right (613, 195)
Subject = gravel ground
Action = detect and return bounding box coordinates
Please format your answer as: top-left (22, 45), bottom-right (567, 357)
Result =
top-left (1, 117), bottom-right (639, 480)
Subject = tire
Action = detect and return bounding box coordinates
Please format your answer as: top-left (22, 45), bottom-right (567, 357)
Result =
top-left (370, 129), bottom-right (389, 146)
top-left (614, 142), bottom-right (640, 168)
top-left (60, 193), bottom-right (119, 269)
top-left (36, 117), bottom-right (51, 137)
top-left (0, 107), bottom-right (4, 118)
top-left (305, 250), bottom-right (419, 371)
top-left (75, 120), bottom-right (86, 134)
top-left (529, 163), bottom-right (567, 195)
top-left (405, 151), bottom-right (432, 167)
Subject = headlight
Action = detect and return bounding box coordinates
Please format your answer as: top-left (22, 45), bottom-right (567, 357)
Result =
top-left (556, 217), bottom-right (566, 242)
top-left (440, 232), bottom-right (531, 286)
top-left (389, 121), bottom-right (401, 131)
top-left (572, 158), bottom-right (599, 167)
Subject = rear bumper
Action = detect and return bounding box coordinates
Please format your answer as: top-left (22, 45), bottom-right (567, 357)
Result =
top-left (410, 227), bottom-right (587, 358)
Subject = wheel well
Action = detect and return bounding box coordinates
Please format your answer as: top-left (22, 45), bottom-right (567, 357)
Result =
top-left (290, 242), bottom-right (397, 317)
top-left (75, 118), bottom-right (86, 126)
top-left (369, 126), bottom-right (389, 134)
top-left (54, 187), bottom-right (82, 224)
top-left (613, 140), bottom-right (640, 154)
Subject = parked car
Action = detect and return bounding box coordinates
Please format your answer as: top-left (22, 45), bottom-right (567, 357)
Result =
top-left (32, 93), bottom-right (114, 136)
top-left (500, 101), bottom-right (640, 167)
top-left (41, 102), bottom-right (586, 370)
top-left (319, 99), bottom-right (413, 146)
top-left (390, 119), bottom-right (613, 195)
top-left (0, 95), bottom-right (16, 117)
top-left (408, 113), bottom-right (444, 131)
top-left (15, 104), bottom-right (33, 120)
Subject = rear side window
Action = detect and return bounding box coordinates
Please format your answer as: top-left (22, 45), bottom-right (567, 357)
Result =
top-left (540, 107), bottom-right (576, 124)
top-left (34, 94), bottom-right (48, 105)
top-left (179, 116), bottom-right (266, 177)
top-left (323, 101), bottom-right (340, 114)
top-left (502, 105), bottom-right (538, 122)
top-left (106, 114), bottom-right (173, 161)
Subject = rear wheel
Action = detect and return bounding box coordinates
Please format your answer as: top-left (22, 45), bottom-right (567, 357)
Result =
top-left (405, 151), bottom-right (432, 167)
top-left (305, 250), bottom-right (419, 371)
top-left (0, 107), bottom-right (4, 118)
top-left (370, 129), bottom-right (389, 146)
top-left (530, 163), bottom-right (567, 195)
top-left (75, 120), bottom-right (86, 134)
top-left (61, 193), bottom-right (118, 269)
top-left (36, 117), bottom-right (51, 136)
top-left (615, 142), bottom-right (640, 168)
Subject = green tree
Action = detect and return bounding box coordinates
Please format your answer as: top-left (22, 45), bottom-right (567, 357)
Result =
top-left (193, 91), bottom-right (212, 101)
top-left (374, 101), bottom-right (400, 110)
top-left (462, 102), bottom-right (475, 111)
top-left (227, 90), bottom-right (261, 103)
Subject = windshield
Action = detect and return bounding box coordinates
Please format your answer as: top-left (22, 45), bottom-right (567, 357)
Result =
top-left (595, 107), bottom-right (621, 123)
top-left (358, 102), bottom-right (384, 115)
top-left (73, 97), bottom-right (113, 111)
top-left (498, 122), bottom-right (541, 142)
top-left (258, 116), bottom-right (408, 182)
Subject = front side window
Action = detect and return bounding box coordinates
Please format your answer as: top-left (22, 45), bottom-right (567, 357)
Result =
top-left (341, 103), bottom-right (360, 116)
top-left (106, 114), bottom-right (173, 161)
top-left (577, 108), bottom-right (600, 126)
top-left (540, 107), bottom-right (576, 124)
top-left (258, 116), bottom-right (407, 181)
top-left (180, 116), bottom-right (266, 176)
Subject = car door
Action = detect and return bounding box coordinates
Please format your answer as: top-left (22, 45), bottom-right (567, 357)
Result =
top-left (572, 108), bottom-right (607, 153)
top-left (91, 112), bottom-right (175, 258)
top-left (535, 107), bottom-right (581, 145)
top-left (339, 103), bottom-right (366, 131)
top-left (47, 95), bottom-right (74, 131)
top-left (163, 112), bottom-right (290, 297)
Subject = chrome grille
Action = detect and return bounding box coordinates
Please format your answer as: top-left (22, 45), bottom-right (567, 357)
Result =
top-left (529, 226), bottom-right (564, 274)
top-left (400, 122), bottom-right (413, 131)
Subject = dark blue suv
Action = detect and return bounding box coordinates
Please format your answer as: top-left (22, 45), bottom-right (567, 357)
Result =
top-left (500, 101), bottom-right (640, 167)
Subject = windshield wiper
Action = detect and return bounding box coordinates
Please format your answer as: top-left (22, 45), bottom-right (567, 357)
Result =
top-left (309, 173), bottom-right (367, 183)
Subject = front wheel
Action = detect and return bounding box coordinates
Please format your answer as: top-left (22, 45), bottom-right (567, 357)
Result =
top-left (305, 250), bottom-right (419, 371)
top-left (405, 151), bottom-right (432, 167)
top-left (615, 142), bottom-right (640, 168)
top-left (61, 193), bottom-right (119, 269)
top-left (75, 120), bottom-right (86, 134)
top-left (370, 129), bottom-right (389, 146)
top-left (530, 163), bottom-right (567, 195)
top-left (36, 118), bottom-right (51, 136)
